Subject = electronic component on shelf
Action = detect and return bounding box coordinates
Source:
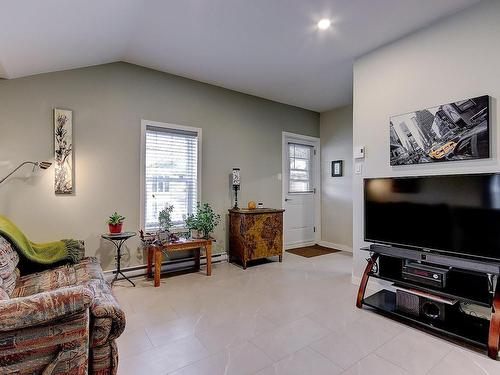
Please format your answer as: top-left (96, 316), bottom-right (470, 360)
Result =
top-left (395, 288), bottom-right (457, 322)
top-left (402, 261), bottom-right (449, 289)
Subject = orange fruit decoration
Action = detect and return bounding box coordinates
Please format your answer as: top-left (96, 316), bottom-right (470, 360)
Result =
top-left (247, 201), bottom-right (256, 209)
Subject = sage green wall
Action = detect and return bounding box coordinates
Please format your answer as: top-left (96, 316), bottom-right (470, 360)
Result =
top-left (320, 105), bottom-right (353, 251)
top-left (0, 62), bottom-right (319, 270)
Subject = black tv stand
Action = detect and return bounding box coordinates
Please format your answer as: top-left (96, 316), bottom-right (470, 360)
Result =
top-left (356, 244), bottom-right (500, 360)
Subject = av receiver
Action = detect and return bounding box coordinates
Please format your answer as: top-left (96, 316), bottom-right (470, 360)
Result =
top-left (402, 261), bottom-right (449, 289)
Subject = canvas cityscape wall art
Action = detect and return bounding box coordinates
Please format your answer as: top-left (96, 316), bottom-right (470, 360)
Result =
top-left (54, 108), bottom-right (73, 194)
top-left (390, 95), bottom-right (489, 166)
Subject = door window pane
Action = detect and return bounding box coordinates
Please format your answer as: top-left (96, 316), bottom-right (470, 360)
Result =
top-left (288, 143), bottom-right (313, 193)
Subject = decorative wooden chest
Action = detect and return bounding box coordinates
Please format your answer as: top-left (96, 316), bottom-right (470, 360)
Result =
top-left (228, 208), bottom-right (285, 269)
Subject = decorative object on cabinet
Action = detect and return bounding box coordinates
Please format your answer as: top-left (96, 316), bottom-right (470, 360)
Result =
top-left (228, 208), bottom-right (284, 269)
top-left (0, 161), bottom-right (52, 186)
top-left (247, 201), bottom-right (256, 209)
top-left (54, 108), bottom-right (73, 194)
top-left (232, 168), bottom-right (240, 209)
top-left (331, 160), bottom-right (343, 177)
top-left (390, 95), bottom-right (489, 166)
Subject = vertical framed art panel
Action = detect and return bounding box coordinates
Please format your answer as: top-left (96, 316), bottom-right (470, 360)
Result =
top-left (331, 160), bottom-right (343, 177)
top-left (54, 108), bottom-right (73, 194)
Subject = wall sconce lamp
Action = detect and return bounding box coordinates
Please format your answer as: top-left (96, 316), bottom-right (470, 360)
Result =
top-left (0, 161), bottom-right (52, 185)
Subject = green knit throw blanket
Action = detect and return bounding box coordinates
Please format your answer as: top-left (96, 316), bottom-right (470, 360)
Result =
top-left (0, 215), bottom-right (84, 264)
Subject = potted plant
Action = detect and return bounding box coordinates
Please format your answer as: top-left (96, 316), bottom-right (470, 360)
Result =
top-left (108, 212), bottom-right (125, 234)
top-left (158, 204), bottom-right (179, 242)
top-left (158, 204), bottom-right (174, 232)
top-left (185, 214), bottom-right (201, 239)
top-left (185, 203), bottom-right (221, 240)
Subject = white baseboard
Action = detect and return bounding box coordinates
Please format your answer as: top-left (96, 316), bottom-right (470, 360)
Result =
top-left (317, 240), bottom-right (353, 253)
top-left (104, 252), bottom-right (228, 281)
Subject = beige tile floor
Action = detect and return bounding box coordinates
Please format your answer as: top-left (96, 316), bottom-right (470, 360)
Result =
top-left (114, 252), bottom-right (500, 375)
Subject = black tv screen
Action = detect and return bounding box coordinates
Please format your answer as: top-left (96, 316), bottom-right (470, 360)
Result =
top-left (364, 174), bottom-right (500, 261)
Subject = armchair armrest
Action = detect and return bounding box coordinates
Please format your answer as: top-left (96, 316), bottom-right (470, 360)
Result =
top-left (0, 285), bottom-right (93, 332)
top-left (87, 280), bottom-right (126, 347)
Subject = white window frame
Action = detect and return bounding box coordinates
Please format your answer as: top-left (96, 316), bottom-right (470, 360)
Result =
top-left (287, 142), bottom-right (314, 194)
top-left (140, 119), bottom-right (202, 231)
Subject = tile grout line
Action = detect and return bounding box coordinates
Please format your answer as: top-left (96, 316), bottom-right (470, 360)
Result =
top-left (372, 329), bottom-right (452, 375)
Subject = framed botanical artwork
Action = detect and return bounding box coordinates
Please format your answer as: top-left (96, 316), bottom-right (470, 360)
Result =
top-left (54, 108), bottom-right (73, 194)
top-left (331, 160), bottom-right (343, 177)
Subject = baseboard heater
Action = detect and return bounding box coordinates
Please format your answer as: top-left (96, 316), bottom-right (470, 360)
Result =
top-left (104, 252), bottom-right (227, 281)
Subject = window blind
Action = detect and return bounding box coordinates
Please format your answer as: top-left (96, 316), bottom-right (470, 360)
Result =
top-left (144, 125), bottom-right (198, 230)
top-left (288, 143), bottom-right (313, 193)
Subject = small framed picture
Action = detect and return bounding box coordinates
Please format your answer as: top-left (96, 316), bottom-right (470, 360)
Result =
top-left (331, 160), bottom-right (343, 177)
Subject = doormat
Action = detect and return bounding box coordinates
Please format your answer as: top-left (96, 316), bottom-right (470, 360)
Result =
top-left (286, 244), bottom-right (341, 258)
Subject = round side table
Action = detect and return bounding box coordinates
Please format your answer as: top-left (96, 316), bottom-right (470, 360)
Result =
top-left (101, 232), bottom-right (137, 286)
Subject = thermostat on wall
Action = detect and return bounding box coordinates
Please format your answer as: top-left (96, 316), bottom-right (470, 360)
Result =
top-left (354, 146), bottom-right (365, 159)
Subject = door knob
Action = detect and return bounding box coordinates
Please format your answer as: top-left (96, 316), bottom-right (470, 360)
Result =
top-left (285, 198), bottom-right (292, 202)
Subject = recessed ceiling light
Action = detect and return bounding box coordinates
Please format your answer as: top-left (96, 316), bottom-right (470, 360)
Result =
top-left (317, 19), bottom-right (331, 30)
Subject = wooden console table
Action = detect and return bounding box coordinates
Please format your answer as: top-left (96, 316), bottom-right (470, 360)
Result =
top-left (144, 238), bottom-right (212, 287)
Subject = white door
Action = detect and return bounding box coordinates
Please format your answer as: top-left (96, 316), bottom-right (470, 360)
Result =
top-left (282, 134), bottom-right (319, 249)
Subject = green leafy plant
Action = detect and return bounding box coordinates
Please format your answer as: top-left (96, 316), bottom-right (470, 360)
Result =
top-left (107, 212), bottom-right (125, 225)
top-left (158, 204), bottom-right (174, 232)
top-left (185, 202), bottom-right (221, 239)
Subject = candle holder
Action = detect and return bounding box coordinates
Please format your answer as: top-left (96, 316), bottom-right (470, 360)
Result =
top-left (233, 185), bottom-right (240, 209)
top-left (232, 168), bottom-right (241, 209)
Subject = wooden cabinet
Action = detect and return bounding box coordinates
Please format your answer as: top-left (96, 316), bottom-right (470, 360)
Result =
top-left (228, 208), bottom-right (284, 269)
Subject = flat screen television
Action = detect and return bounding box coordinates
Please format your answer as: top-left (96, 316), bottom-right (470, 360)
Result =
top-left (364, 173), bottom-right (500, 261)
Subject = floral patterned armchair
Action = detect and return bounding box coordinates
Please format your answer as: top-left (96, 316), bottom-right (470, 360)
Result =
top-left (0, 236), bottom-right (125, 374)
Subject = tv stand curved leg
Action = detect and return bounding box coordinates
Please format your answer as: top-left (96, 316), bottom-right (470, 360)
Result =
top-left (488, 281), bottom-right (500, 359)
top-left (356, 253), bottom-right (379, 308)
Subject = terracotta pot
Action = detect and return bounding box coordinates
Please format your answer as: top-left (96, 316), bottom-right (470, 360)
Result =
top-left (108, 223), bottom-right (123, 234)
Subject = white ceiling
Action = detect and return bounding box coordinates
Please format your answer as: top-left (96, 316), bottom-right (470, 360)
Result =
top-left (0, 0), bottom-right (480, 112)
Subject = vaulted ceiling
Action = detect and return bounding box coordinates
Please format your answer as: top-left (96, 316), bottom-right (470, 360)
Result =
top-left (0, 0), bottom-right (480, 111)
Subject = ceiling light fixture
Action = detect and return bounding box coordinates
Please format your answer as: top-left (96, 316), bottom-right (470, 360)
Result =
top-left (317, 19), bottom-right (331, 30)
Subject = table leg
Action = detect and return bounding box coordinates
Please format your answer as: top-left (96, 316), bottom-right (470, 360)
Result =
top-left (356, 253), bottom-right (379, 308)
top-left (154, 246), bottom-right (162, 287)
top-left (112, 245), bottom-right (121, 285)
top-left (206, 242), bottom-right (212, 276)
top-left (194, 248), bottom-right (200, 271)
top-left (146, 246), bottom-right (153, 278)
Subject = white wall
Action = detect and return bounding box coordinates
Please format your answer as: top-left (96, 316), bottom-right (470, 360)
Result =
top-left (353, 0), bottom-right (500, 279)
top-left (320, 105), bottom-right (353, 251)
top-left (0, 62), bottom-right (319, 270)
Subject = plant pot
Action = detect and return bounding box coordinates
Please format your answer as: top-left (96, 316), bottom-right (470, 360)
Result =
top-left (190, 229), bottom-right (203, 239)
top-left (108, 223), bottom-right (123, 234)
